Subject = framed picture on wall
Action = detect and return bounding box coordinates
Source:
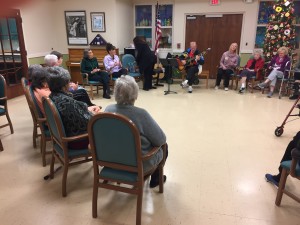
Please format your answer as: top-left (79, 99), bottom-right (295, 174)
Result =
top-left (64, 11), bottom-right (88, 45)
top-left (91, 12), bottom-right (106, 32)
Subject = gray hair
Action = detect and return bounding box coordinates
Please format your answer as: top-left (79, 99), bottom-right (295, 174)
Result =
top-left (44, 54), bottom-right (58, 67)
top-left (47, 66), bottom-right (71, 93)
top-left (114, 75), bottom-right (139, 105)
top-left (253, 49), bottom-right (263, 57)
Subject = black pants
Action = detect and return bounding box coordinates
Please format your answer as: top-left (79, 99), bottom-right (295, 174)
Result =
top-left (71, 89), bottom-right (94, 106)
top-left (216, 68), bottom-right (234, 88)
top-left (151, 144), bottom-right (169, 181)
top-left (112, 68), bottom-right (128, 78)
top-left (278, 131), bottom-right (300, 175)
top-left (143, 63), bottom-right (155, 90)
top-left (186, 65), bottom-right (199, 86)
top-left (89, 71), bottom-right (110, 96)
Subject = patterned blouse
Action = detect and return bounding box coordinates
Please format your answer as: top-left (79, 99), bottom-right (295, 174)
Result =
top-left (49, 92), bottom-right (92, 137)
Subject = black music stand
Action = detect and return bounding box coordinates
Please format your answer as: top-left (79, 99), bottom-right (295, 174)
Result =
top-left (160, 58), bottom-right (178, 95)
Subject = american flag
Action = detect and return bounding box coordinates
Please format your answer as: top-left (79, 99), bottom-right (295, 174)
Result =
top-left (154, 2), bottom-right (162, 54)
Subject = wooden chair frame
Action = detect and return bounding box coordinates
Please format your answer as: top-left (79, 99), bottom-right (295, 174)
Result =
top-left (0, 138), bottom-right (3, 151)
top-left (234, 68), bottom-right (264, 93)
top-left (43, 97), bottom-right (92, 197)
top-left (21, 78), bottom-right (40, 148)
top-left (0, 75), bottom-right (14, 134)
top-left (275, 148), bottom-right (300, 206)
top-left (88, 113), bottom-right (166, 225)
top-left (23, 85), bottom-right (52, 166)
top-left (81, 72), bottom-right (102, 100)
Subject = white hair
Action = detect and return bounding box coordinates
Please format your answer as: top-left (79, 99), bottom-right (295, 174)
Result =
top-left (44, 54), bottom-right (58, 67)
top-left (114, 75), bottom-right (139, 105)
top-left (253, 49), bottom-right (263, 57)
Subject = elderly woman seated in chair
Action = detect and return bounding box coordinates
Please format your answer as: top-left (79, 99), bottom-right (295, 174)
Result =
top-left (258, 47), bottom-right (290, 98)
top-left (105, 75), bottom-right (168, 188)
top-left (47, 66), bottom-right (101, 149)
top-left (238, 50), bottom-right (265, 94)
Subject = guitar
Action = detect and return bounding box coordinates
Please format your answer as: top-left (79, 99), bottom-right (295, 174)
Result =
top-left (177, 48), bottom-right (211, 71)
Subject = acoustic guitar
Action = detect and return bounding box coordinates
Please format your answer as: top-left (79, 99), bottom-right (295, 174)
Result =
top-left (177, 48), bottom-right (211, 71)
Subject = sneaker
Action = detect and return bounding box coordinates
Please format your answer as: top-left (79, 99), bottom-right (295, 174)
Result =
top-left (239, 87), bottom-right (245, 94)
top-left (215, 86), bottom-right (219, 90)
top-left (224, 87), bottom-right (229, 91)
top-left (258, 82), bottom-right (266, 89)
top-left (267, 92), bottom-right (273, 98)
top-left (150, 175), bottom-right (167, 188)
top-left (188, 86), bottom-right (193, 93)
top-left (181, 80), bottom-right (188, 88)
top-left (265, 174), bottom-right (279, 187)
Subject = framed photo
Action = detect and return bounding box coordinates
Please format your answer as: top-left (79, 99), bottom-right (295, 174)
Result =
top-left (64, 11), bottom-right (88, 45)
top-left (91, 12), bottom-right (106, 32)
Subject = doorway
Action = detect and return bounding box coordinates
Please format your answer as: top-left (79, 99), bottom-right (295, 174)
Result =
top-left (185, 14), bottom-right (243, 78)
top-left (0, 9), bottom-right (28, 99)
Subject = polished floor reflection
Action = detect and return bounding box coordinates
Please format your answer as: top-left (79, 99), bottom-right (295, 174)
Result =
top-left (0, 82), bottom-right (300, 225)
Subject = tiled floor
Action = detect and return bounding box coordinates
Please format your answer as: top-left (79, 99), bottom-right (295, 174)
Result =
top-left (1, 81), bottom-right (300, 225)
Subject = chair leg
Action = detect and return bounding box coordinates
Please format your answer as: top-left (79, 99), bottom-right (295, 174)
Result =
top-left (92, 180), bottom-right (99, 218)
top-left (90, 85), bottom-right (94, 100)
top-left (33, 124), bottom-right (37, 148)
top-left (251, 79), bottom-right (255, 93)
top-left (41, 135), bottom-right (46, 167)
top-left (206, 76), bottom-right (208, 89)
top-left (0, 139), bottom-right (3, 151)
top-left (50, 151), bottom-right (55, 179)
top-left (6, 112), bottom-right (14, 134)
top-left (136, 188), bottom-right (143, 225)
top-left (275, 168), bottom-right (289, 206)
top-left (62, 162), bottom-right (69, 197)
top-left (158, 165), bottom-right (164, 193)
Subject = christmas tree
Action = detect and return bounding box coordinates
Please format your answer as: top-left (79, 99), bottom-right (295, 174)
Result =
top-left (263, 0), bottom-right (296, 63)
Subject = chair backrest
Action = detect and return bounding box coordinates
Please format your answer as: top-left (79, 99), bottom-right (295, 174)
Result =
top-left (88, 112), bottom-right (143, 172)
top-left (21, 77), bottom-right (29, 93)
top-left (122, 54), bottom-right (136, 71)
top-left (42, 97), bottom-right (66, 144)
top-left (23, 86), bottom-right (39, 124)
top-left (0, 75), bottom-right (7, 106)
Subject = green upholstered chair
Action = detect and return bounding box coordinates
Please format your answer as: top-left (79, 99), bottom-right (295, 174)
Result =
top-left (21, 77), bottom-right (40, 149)
top-left (121, 54), bottom-right (141, 81)
top-left (275, 148), bottom-right (300, 206)
top-left (42, 97), bottom-right (92, 197)
top-left (88, 112), bottom-right (167, 225)
top-left (0, 75), bottom-right (14, 135)
top-left (23, 83), bottom-right (51, 166)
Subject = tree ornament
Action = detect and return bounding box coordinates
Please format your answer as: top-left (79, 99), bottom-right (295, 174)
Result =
top-left (268, 25), bottom-right (274, 30)
top-left (275, 6), bottom-right (283, 12)
top-left (284, 29), bottom-right (291, 36)
top-left (285, 12), bottom-right (290, 17)
top-left (273, 25), bottom-right (279, 30)
top-left (280, 23), bottom-right (284, 27)
top-left (285, 1), bottom-right (291, 6)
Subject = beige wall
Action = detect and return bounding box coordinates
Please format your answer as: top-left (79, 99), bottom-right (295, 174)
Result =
top-left (20, 0), bottom-right (260, 61)
top-left (21, 0), bottom-right (56, 58)
top-left (116, 0), bottom-right (135, 52)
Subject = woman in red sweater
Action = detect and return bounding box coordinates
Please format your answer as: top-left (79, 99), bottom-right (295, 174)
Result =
top-left (238, 50), bottom-right (264, 93)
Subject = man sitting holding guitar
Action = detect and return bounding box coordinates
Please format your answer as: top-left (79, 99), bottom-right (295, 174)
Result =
top-left (180, 42), bottom-right (204, 93)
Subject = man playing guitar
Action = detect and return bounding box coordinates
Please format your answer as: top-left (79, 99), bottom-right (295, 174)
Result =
top-left (180, 42), bottom-right (203, 93)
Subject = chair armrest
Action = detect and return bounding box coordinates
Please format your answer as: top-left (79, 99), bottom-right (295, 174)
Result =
top-left (141, 143), bottom-right (167, 162)
top-left (0, 97), bottom-right (7, 101)
top-left (61, 133), bottom-right (89, 143)
top-left (37, 118), bottom-right (47, 123)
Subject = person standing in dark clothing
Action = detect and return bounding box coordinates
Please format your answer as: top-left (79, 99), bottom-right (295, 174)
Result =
top-left (133, 36), bottom-right (156, 91)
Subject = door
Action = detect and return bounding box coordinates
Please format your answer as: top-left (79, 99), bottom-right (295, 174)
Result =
top-left (185, 14), bottom-right (243, 78)
top-left (0, 9), bottom-right (28, 99)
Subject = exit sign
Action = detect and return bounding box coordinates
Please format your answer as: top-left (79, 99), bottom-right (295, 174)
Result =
top-left (210, 0), bottom-right (220, 5)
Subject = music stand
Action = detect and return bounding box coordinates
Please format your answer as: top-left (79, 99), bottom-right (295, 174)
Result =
top-left (160, 58), bottom-right (178, 95)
